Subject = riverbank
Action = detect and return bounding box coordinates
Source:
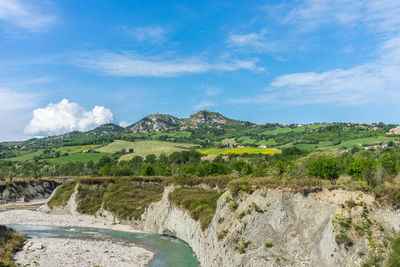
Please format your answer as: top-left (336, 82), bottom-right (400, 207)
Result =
top-left (0, 210), bottom-right (155, 266)
top-left (0, 198), bottom-right (49, 210)
top-left (0, 209), bottom-right (143, 233)
top-left (14, 236), bottom-right (153, 267)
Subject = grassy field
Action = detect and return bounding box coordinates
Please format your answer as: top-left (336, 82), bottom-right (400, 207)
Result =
top-left (199, 147), bottom-right (281, 155)
top-left (56, 144), bottom-right (100, 154)
top-left (44, 152), bottom-right (109, 163)
top-left (2, 144), bottom-right (101, 162)
top-left (5, 150), bottom-right (44, 161)
top-left (261, 124), bottom-right (325, 136)
top-left (97, 140), bottom-right (198, 160)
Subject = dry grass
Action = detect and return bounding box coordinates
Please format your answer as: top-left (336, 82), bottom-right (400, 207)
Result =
top-left (47, 181), bottom-right (76, 208)
top-left (0, 226), bottom-right (25, 267)
top-left (169, 187), bottom-right (223, 230)
top-left (75, 178), bottom-right (164, 220)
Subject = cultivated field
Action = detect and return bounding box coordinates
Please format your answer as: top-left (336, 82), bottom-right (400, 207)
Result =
top-left (96, 140), bottom-right (198, 160)
top-left (199, 147), bottom-right (281, 155)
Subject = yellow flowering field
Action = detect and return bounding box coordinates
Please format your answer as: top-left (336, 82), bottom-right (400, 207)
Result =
top-left (199, 147), bottom-right (281, 155)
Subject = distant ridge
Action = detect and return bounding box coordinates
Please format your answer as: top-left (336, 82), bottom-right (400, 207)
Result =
top-left (127, 113), bottom-right (181, 132)
top-left (125, 110), bottom-right (255, 133)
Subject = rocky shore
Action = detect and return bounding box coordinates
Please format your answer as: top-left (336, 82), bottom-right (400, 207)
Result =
top-left (0, 209), bottom-right (154, 267)
top-left (0, 209), bottom-right (142, 233)
top-left (15, 237), bottom-right (153, 267)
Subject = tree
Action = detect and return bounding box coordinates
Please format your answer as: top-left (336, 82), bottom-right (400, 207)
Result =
top-left (347, 158), bottom-right (374, 180)
top-left (141, 165), bottom-right (155, 176)
top-left (145, 154), bottom-right (157, 164)
top-left (98, 155), bottom-right (114, 168)
top-left (232, 161), bottom-right (252, 175)
top-left (308, 158), bottom-right (339, 181)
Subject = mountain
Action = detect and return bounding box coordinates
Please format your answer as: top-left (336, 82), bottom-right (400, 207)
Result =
top-left (183, 110), bottom-right (254, 127)
top-left (126, 113), bottom-right (182, 133)
top-left (125, 111), bottom-right (255, 133)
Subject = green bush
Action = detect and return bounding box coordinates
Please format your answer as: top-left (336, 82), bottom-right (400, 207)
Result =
top-left (141, 165), bottom-right (155, 176)
top-left (264, 241), bottom-right (274, 248)
top-left (308, 158), bottom-right (339, 181)
top-left (387, 232), bottom-right (400, 267)
top-left (229, 200), bottom-right (238, 211)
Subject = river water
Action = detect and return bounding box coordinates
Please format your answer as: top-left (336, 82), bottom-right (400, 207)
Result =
top-left (2, 212), bottom-right (199, 267)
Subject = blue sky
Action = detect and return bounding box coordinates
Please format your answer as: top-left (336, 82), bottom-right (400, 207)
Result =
top-left (1, 0), bottom-right (400, 141)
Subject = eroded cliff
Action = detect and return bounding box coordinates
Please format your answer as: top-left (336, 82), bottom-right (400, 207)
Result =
top-left (47, 182), bottom-right (400, 267)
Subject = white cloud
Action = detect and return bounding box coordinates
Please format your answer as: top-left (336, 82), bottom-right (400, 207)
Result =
top-left (227, 29), bottom-right (284, 53)
top-left (122, 25), bottom-right (168, 42)
top-left (24, 99), bottom-right (114, 136)
top-left (77, 51), bottom-right (263, 77)
top-left (0, 88), bottom-right (38, 111)
top-left (281, 0), bottom-right (400, 34)
top-left (229, 36), bottom-right (400, 106)
top-left (119, 121), bottom-right (129, 127)
top-left (0, 0), bottom-right (56, 31)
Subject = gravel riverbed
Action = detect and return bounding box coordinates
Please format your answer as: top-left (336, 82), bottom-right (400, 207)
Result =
top-left (0, 210), bottom-right (154, 267)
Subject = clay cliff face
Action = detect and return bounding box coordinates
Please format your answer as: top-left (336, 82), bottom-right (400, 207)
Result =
top-left (49, 185), bottom-right (400, 267)
top-left (0, 180), bottom-right (61, 203)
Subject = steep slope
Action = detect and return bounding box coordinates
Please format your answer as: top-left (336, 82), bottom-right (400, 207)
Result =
top-left (127, 113), bottom-right (182, 132)
top-left (47, 180), bottom-right (400, 267)
top-left (0, 179), bottom-right (61, 203)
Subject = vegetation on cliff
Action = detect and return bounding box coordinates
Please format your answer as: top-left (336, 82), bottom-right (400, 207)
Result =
top-left (0, 226), bottom-right (25, 267)
top-left (74, 178), bottom-right (164, 220)
top-left (169, 187), bottom-right (223, 230)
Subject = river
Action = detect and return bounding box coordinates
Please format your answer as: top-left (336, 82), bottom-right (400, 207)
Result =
top-left (1, 209), bottom-right (199, 267)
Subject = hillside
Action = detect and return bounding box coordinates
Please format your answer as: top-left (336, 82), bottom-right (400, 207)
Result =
top-left (1, 110), bottom-right (400, 163)
top-left (183, 110), bottom-right (254, 127)
top-left (127, 113), bottom-right (182, 133)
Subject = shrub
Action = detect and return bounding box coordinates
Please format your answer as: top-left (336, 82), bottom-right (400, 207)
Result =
top-left (229, 200), bottom-right (239, 211)
top-left (308, 158), bottom-right (339, 181)
top-left (217, 229), bottom-right (228, 240)
top-left (264, 241), bottom-right (274, 248)
top-left (347, 158), bottom-right (374, 181)
top-left (387, 232), bottom-right (400, 267)
top-left (252, 202), bottom-right (263, 212)
top-left (141, 165), bottom-right (155, 176)
top-left (335, 233), bottom-right (353, 248)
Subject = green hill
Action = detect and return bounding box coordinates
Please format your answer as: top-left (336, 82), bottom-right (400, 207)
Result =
top-left (96, 140), bottom-right (198, 160)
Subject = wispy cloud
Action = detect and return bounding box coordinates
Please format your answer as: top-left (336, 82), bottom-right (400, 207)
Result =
top-left (280, 0), bottom-right (400, 35)
top-left (0, 0), bottom-right (56, 32)
top-left (226, 29), bottom-right (285, 53)
top-left (77, 51), bottom-right (264, 77)
top-left (229, 36), bottom-right (400, 106)
top-left (0, 88), bottom-right (39, 111)
top-left (122, 25), bottom-right (168, 43)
